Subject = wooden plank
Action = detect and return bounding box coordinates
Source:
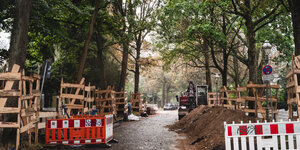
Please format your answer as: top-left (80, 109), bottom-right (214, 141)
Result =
top-left (22, 76), bottom-right (35, 82)
top-left (64, 104), bottom-right (84, 108)
top-left (0, 122), bottom-right (19, 128)
top-left (85, 86), bottom-right (95, 91)
top-left (38, 122), bottom-right (45, 129)
top-left (60, 94), bottom-right (84, 99)
top-left (0, 107), bottom-right (20, 113)
top-left (20, 122), bottom-right (36, 133)
top-left (286, 70), bottom-right (294, 78)
top-left (39, 112), bottom-right (58, 118)
top-left (0, 90), bottom-right (21, 97)
top-left (0, 73), bottom-right (21, 80)
top-left (233, 137), bottom-right (239, 150)
top-left (61, 83), bottom-right (85, 89)
top-left (0, 65), bottom-right (20, 107)
top-left (22, 95), bottom-right (34, 100)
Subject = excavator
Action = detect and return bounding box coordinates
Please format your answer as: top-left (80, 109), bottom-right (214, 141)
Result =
top-left (176, 82), bottom-right (208, 120)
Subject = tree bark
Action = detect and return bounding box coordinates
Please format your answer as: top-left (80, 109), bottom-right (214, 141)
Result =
top-left (118, 37), bottom-right (129, 91)
top-left (233, 56), bottom-right (240, 88)
top-left (166, 85), bottom-right (170, 104)
top-left (96, 32), bottom-right (106, 89)
top-left (246, 19), bottom-right (258, 83)
top-left (8, 0), bottom-right (32, 71)
top-left (162, 76), bottom-right (166, 107)
top-left (134, 32), bottom-right (142, 93)
top-left (203, 40), bottom-right (212, 92)
top-left (204, 50), bottom-right (212, 92)
top-left (289, 0), bottom-right (300, 56)
top-left (76, 1), bottom-right (100, 83)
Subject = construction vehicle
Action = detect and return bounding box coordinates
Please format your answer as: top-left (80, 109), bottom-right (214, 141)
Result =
top-left (177, 83), bottom-right (208, 120)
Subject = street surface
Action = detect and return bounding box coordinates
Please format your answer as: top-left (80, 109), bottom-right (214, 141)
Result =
top-left (103, 110), bottom-right (180, 150)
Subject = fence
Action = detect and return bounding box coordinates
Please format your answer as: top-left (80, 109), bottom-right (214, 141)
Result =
top-left (46, 115), bottom-right (113, 145)
top-left (224, 120), bottom-right (300, 150)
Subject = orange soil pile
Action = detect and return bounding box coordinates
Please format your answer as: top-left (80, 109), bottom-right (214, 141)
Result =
top-left (168, 106), bottom-right (257, 150)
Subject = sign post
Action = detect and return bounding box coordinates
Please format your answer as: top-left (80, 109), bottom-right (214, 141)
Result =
top-left (262, 65), bottom-right (273, 122)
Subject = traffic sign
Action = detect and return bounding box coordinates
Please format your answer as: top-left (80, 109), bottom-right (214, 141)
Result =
top-left (262, 65), bottom-right (272, 75)
top-left (262, 74), bottom-right (275, 81)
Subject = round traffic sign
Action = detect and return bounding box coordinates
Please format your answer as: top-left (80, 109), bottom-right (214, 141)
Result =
top-left (263, 65), bottom-right (272, 75)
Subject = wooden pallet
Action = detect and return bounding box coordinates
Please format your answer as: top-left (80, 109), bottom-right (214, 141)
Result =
top-left (58, 78), bottom-right (85, 117)
top-left (286, 55), bottom-right (300, 120)
top-left (239, 82), bottom-right (279, 120)
top-left (84, 83), bottom-right (95, 114)
top-left (114, 89), bottom-right (128, 117)
top-left (220, 86), bottom-right (238, 109)
top-left (130, 93), bottom-right (143, 113)
top-left (207, 92), bottom-right (219, 107)
top-left (0, 64), bottom-right (41, 149)
top-left (95, 86), bottom-right (116, 116)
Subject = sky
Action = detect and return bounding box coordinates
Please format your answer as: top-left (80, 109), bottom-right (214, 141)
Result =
top-left (0, 31), bottom-right (10, 50)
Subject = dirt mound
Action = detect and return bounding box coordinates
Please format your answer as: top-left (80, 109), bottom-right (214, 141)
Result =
top-left (168, 106), bottom-right (257, 150)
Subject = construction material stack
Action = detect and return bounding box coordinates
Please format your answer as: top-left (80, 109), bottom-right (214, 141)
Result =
top-left (95, 86), bottom-right (116, 116)
top-left (114, 89), bottom-right (128, 117)
top-left (0, 64), bottom-right (40, 149)
top-left (130, 93), bottom-right (143, 113)
top-left (84, 83), bottom-right (95, 114)
top-left (286, 55), bottom-right (300, 120)
top-left (220, 86), bottom-right (238, 109)
top-left (207, 92), bottom-right (219, 107)
top-left (59, 78), bottom-right (85, 117)
top-left (240, 82), bottom-right (279, 120)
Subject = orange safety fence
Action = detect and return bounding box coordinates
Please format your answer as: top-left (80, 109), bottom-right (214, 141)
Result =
top-left (46, 115), bottom-right (113, 145)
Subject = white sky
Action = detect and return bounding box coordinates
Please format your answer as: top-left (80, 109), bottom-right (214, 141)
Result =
top-left (0, 31), bottom-right (10, 50)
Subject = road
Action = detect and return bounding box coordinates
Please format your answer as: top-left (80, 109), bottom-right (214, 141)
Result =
top-left (103, 110), bottom-right (180, 150)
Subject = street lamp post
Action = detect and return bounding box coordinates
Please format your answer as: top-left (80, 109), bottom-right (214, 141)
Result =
top-left (263, 43), bottom-right (271, 122)
top-left (215, 73), bottom-right (220, 105)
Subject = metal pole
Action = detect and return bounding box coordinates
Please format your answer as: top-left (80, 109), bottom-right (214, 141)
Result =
top-left (270, 84), bottom-right (274, 120)
top-left (39, 60), bottom-right (48, 110)
top-left (266, 80), bottom-right (269, 122)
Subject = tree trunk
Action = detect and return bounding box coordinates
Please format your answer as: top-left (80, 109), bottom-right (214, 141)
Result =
top-left (246, 20), bottom-right (258, 83)
top-left (76, 1), bottom-right (100, 83)
top-left (134, 32), bottom-right (142, 93)
top-left (289, 0), bottom-right (300, 56)
top-left (162, 78), bottom-right (166, 107)
top-left (8, 0), bottom-right (32, 71)
top-left (204, 42), bottom-right (212, 92)
top-left (96, 32), bottom-right (106, 89)
top-left (233, 56), bottom-right (240, 88)
top-left (166, 85), bottom-right (170, 104)
top-left (119, 38), bottom-right (129, 91)
top-left (222, 49), bottom-right (228, 87)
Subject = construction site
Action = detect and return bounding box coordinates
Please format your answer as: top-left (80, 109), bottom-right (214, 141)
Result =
top-left (1, 0), bottom-right (300, 150)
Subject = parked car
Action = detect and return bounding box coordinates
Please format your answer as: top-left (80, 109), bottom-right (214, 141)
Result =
top-left (164, 103), bottom-right (176, 110)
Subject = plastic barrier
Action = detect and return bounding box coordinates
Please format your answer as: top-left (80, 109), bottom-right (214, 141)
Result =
top-left (224, 120), bottom-right (300, 150)
top-left (46, 115), bottom-right (113, 145)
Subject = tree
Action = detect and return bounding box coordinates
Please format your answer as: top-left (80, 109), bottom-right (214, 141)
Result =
top-left (287, 0), bottom-right (300, 55)
top-left (227, 0), bottom-right (283, 83)
top-left (8, 0), bottom-right (32, 70)
top-left (76, 0), bottom-right (101, 83)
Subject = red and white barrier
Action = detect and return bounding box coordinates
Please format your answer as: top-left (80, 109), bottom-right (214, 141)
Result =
top-left (46, 115), bottom-right (114, 145)
top-left (224, 120), bottom-right (300, 150)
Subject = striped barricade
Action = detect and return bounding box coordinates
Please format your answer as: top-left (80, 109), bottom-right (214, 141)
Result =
top-left (46, 115), bottom-right (113, 145)
top-left (224, 120), bottom-right (300, 150)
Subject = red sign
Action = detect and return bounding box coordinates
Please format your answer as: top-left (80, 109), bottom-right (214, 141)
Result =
top-left (262, 65), bottom-right (272, 75)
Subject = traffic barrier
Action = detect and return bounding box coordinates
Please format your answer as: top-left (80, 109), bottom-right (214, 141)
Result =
top-left (46, 115), bottom-right (113, 145)
top-left (224, 120), bottom-right (300, 150)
